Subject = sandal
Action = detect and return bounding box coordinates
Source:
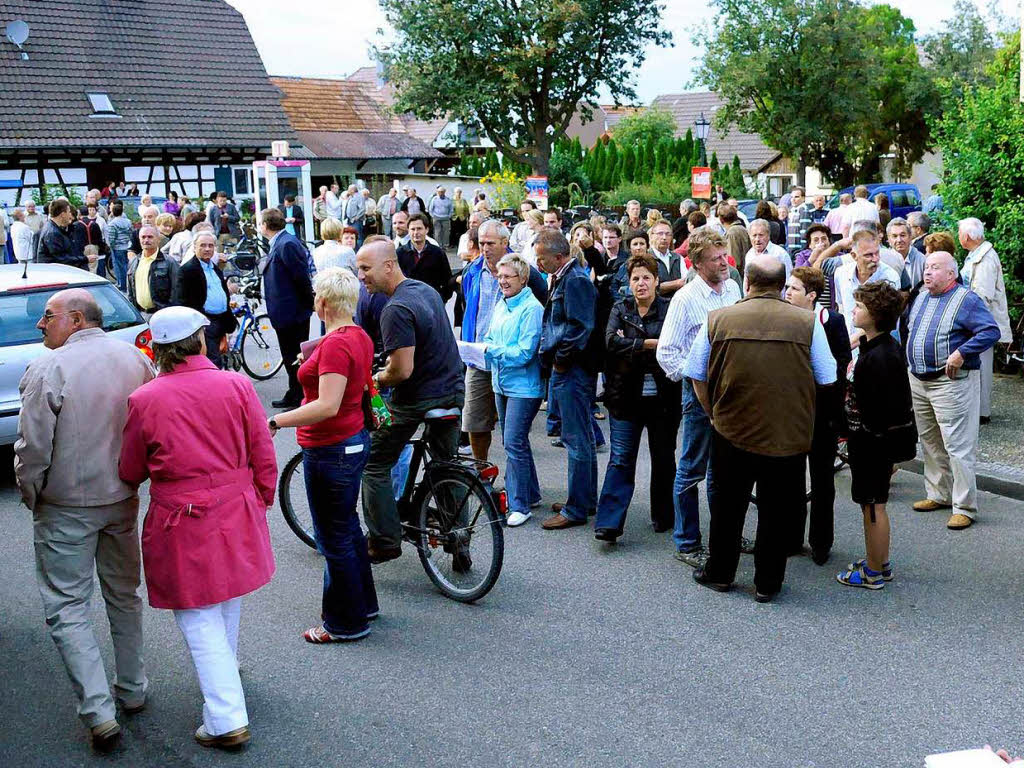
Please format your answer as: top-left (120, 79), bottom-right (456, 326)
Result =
top-left (836, 563), bottom-right (885, 590)
top-left (846, 558), bottom-right (894, 582)
top-left (303, 625), bottom-right (370, 644)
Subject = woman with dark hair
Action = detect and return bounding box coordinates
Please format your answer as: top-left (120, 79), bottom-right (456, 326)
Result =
top-left (757, 200), bottom-right (785, 246)
top-left (163, 191), bottom-right (181, 217)
top-left (875, 192), bottom-right (891, 237)
top-left (593, 254), bottom-right (681, 541)
top-left (675, 210), bottom-right (707, 263)
top-left (119, 306), bottom-right (277, 749)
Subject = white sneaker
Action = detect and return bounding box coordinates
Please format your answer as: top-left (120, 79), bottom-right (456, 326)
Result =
top-left (506, 511), bottom-right (532, 527)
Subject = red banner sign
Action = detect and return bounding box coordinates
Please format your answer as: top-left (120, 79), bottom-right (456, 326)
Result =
top-left (691, 167), bottom-right (712, 199)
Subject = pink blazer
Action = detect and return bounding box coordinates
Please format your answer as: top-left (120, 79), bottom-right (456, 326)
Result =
top-left (119, 356), bottom-right (278, 610)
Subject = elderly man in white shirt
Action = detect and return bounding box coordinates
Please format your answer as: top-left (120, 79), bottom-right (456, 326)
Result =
top-left (745, 218), bottom-right (793, 280)
top-left (9, 208), bottom-right (35, 262)
top-left (958, 217), bottom-right (1013, 423)
top-left (834, 229), bottom-right (901, 335)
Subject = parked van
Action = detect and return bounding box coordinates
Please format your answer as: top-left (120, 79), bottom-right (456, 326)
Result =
top-left (830, 183), bottom-right (922, 220)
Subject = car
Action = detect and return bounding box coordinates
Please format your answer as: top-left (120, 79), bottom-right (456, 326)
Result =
top-left (734, 199), bottom-right (759, 222)
top-left (0, 263), bottom-right (152, 446)
top-left (828, 183), bottom-right (922, 220)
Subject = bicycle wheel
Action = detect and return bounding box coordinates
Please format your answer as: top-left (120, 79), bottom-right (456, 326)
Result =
top-left (278, 451), bottom-right (316, 549)
top-left (412, 468), bottom-right (504, 603)
top-left (241, 313), bottom-right (283, 380)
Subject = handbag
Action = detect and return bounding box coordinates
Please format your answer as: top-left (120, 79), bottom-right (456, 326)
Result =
top-left (885, 420), bottom-right (918, 464)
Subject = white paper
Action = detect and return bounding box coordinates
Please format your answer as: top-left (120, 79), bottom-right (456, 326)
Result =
top-left (925, 749), bottom-right (1009, 768)
top-left (456, 340), bottom-right (488, 370)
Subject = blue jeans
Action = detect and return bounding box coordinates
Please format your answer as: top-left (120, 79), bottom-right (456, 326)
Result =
top-left (494, 394), bottom-right (542, 514)
top-left (550, 366), bottom-right (597, 521)
top-left (547, 376), bottom-right (604, 446)
top-left (112, 249), bottom-right (129, 292)
top-left (596, 406), bottom-right (679, 533)
top-left (673, 379), bottom-right (714, 552)
top-left (303, 430), bottom-right (378, 636)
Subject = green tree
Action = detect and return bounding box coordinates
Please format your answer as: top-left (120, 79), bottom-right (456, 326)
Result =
top-left (920, 0), bottom-right (1001, 105)
top-left (606, 139), bottom-right (620, 187)
top-left (610, 105), bottom-right (677, 148)
top-left (377, 0), bottom-right (672, 176)
top-left (620, 144), bottom-right (636, 184)
top-left (697, 0), bottom-right (937, 186)
top-left (709, 151), bottom-right (719, 172)
top-left (641, 139), bottom-right (656, 180)
top-left (932, 31), bottom-right (1024, 307)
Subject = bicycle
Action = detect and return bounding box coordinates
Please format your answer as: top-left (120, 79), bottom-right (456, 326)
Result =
top-left (993, 302), bottom-right (1024, 376)
top-left (222, 255), bottom-right (283, 380)
top-left (279, 406), bottom-right (507, 603)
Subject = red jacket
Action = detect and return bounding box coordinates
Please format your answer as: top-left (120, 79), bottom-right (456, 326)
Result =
top-left (119, 356), bottom-right (277, 609)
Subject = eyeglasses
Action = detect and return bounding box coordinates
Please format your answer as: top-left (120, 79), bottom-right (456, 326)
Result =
top-left (40, 311), bottom-right (79, 323)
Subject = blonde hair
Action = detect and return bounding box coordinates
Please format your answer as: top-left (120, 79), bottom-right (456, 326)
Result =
top-left (313, 267), bottom-right (360, 318)
top-left (497, 253), bottom-right (531, 281)
top-left (767, 201), bottom-right (779, 219)
top-left (524, 209), bottom-right (544, 227)
top-left (645, 208), bottom-right (663, 226)
top-left (155, 212), bottom-right (177, 229)
top-left (320, 216), bottom-right (343, 241)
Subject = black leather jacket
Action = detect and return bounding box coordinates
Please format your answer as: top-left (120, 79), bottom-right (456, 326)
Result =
top-left (603, 296), bottom-right (681, 422)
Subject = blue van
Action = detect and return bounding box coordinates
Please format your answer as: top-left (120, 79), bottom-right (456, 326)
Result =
top-left (830, 183), bottom-right (922, 219)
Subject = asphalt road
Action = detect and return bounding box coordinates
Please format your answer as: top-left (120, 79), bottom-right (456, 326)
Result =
top-left (1, 369), bottom-right (1023, 768)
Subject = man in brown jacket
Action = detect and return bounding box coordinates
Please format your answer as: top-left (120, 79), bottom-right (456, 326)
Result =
top-left (719, 204), bottom-right (752, 274)
top-left (15, 288), bottom-right (155, 749)
top-left (681, 253), bottom-right (836, 602)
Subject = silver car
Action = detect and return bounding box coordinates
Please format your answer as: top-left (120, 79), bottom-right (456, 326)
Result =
top-left (0, 263), bottom-right (152, 445)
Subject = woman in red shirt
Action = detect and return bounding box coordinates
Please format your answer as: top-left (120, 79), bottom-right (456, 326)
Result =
top-left (269, 267), bottom-right (378, 643)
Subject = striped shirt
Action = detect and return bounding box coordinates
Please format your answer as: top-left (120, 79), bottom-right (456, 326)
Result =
top-left (656, 274), bottom-right (741, 382)
top-left (906, 283), bottom-right (1000, 378)
top-left (787, 202), bottom-right (812, 255)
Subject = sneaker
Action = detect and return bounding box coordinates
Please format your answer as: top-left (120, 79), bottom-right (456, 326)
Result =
top-left (506, 511), bottom-right (532, 527)
top-left (458, 444), bottom-right (473, 455)
top-left (674, 545), bottom-right (709, 569)
top-left (551, 437), bottom-right (565, 447)
top-left (846, 558), bottom-right (894, 581)
top-left (740, 536), bottom-right (755, 554)
top-left (836, 564), bottom-right (885, 590)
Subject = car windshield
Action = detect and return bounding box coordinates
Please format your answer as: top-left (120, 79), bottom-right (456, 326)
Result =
top-left (0, 283), bottom-right (143, 347)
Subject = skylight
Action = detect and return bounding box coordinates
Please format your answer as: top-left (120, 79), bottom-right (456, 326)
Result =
top-left (86, 92), bottom-right (116, 115)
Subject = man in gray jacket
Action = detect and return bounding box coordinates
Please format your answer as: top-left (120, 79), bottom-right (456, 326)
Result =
top-left (428, 186), bottom-right (455, 249)
top-left (15, 288), bottom-right (155, 749)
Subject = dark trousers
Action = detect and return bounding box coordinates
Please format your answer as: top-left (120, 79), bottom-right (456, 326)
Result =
top-left (274, 319), bottom-right (310, 402)
top-left (203, 313), bottom-right (233, 369)
top-left (303, 431), bottom-right (378, 636)
top-left (796, 406), bottom-right (838, 554)
top-left (595, 405), bottom-right (679, 532)
top-left (705, 431), bottom-right (806, 595)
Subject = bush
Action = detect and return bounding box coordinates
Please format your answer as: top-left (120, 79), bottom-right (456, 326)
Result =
top-left (549, 148), bottom-right (592, 207)
top-left (601, 175), bottom-right (693, 207)
top-left (932, 31), bottom-right (1024, 308)
top-left (31, 183), bottom-right (84, 210)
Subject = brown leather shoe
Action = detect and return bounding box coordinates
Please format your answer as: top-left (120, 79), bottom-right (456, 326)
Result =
top-left (367, 544), bottom-right (402, 563)
top-left (947, 513), bottom-right (974, 530)
top-left (90, 719), bottom-right (121, 751)
top-left (551, 502), bottom-right (565, 513)
top-left (913, 499), bottom-right (952, 512)
top-left (195, 724), bottom-right (251, 749)
top-left (541, 512), bottom-right (585, 530)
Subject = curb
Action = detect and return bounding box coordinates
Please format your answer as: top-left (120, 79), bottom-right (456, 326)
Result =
top-left (900, 458), bottom-right (1024, 503)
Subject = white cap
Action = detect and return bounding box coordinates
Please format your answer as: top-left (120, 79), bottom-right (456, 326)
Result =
top-left (149, 306), bottom-right (210, 344)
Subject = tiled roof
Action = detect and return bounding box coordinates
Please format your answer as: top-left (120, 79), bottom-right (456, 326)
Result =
top-left (271, 77), bottom-right (405, 132)
top-left (295, 130), bottom-right (443, 160)
top-left (0, 0), bottom-right (294, 150)
top-left (601, 105), bottom-right (643, 130)
top-left (345, 67), bottom-right (449, 146)
top-left (651, 92), bottom-right (781, 172)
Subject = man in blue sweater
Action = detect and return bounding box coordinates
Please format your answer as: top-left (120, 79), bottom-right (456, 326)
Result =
top-left (906, 251), bottom-right (999, 530)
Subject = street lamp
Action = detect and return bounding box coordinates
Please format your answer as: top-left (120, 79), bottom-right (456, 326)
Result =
top-left (694, 111), bottom-right (710, 167)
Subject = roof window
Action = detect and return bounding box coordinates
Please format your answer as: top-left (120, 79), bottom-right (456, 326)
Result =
top-left (86, 92), bottom-right (118, 116)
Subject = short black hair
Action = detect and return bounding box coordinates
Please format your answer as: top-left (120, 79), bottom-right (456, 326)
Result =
top-left (407, 213), bottom-right (430, 229)
top-left (544, 208), bottom-right (562, 222)
top-left (804, 223), bottom-right (830, 246)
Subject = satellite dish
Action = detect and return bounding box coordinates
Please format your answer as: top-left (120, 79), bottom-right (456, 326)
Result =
top-left (6, 20), bottom-right (29, 59)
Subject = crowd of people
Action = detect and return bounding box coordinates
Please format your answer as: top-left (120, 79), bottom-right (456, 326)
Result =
top-left (9, 178), bottom-right (1014, 752)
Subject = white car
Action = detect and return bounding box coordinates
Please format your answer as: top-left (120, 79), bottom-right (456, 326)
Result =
top-left (0, 263), bottom-right (152, 445)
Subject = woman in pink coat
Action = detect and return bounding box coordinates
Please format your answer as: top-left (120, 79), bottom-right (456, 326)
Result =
top-left (119, 306), bottom-right (277, 751)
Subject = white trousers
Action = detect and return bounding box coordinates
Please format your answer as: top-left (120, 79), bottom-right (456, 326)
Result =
top-left (979, 347), bottom-right (994, 419)
top-left (173, 598), bottom-right (248, 735)
top-left (910, 371), bottom-right (980, 518)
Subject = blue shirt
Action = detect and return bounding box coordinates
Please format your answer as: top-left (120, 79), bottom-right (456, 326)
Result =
top-left (284, 205), bottom-right (296, 236)
top-left (201, 259), bottom-right (228, 315)
top-left (474, 268), bottom-right (501, 344)
top-left (684, 311), bottom-right (837, 386)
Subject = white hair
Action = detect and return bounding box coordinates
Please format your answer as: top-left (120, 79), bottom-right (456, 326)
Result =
top-left (478, 219), bottom-right (510, 240)
top-left (497, 253), bottom-right (531, 281)
top-left (313, 267), bottom-right (360, 318)
top-left (748, 218), bottom-right (771, 235)
top-left (850, 219), bottom-right (880, 237)
top-left (958, 217), bottom-right (984, 241)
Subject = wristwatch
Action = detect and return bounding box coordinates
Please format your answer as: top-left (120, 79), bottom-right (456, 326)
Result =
top-left (269, 418), bottom-right (278, 430)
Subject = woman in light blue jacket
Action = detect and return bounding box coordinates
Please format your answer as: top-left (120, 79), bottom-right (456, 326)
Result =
top-left (483, 253), bottom-right (544, 526)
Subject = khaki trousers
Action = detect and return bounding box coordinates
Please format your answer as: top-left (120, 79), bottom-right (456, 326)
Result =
top-left (33, 497), bottom-right (147, 727)
top-left (910, 371), bottom-right (980, 518)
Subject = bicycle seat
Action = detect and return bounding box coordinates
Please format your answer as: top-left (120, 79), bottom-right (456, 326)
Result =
top-left (424, 407), bottom-right (461, 421)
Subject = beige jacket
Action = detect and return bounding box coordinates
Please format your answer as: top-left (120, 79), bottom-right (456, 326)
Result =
top-left (15, 328), bottom-right (155, 509)
top-left (962, 242), bottom-right (1013, 343)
